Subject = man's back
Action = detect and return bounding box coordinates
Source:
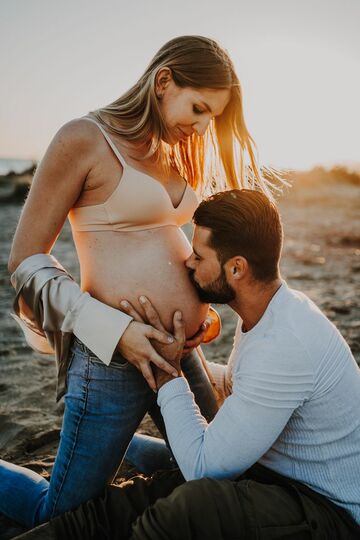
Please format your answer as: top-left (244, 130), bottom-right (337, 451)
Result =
top-left (231, 281), bottom-right (360, 522)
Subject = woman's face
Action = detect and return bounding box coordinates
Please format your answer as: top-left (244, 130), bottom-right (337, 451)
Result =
top-left (156, 71), bottom-right (231, 145)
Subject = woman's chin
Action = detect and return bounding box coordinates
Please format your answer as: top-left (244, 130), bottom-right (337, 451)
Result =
top-left (163, 137), bottom-right (179, 147)
top-left (161, 130), bottom-right (181, 146)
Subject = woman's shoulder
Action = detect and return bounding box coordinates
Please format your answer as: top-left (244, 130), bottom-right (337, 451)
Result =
top-left (34, 118), bottom-right (104, 185)
top-left (53, 117), bottom-right (103, 152)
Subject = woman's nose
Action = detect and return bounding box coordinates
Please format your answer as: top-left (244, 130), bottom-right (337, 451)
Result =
top-left (193, 116), bottom-right (211, 136)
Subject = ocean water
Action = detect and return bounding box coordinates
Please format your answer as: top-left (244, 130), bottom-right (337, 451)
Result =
top-left (0, 158), bottom-right (35, 176)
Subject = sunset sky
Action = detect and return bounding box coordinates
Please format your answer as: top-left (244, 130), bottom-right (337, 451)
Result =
top-left (1, 0), bottom-right (359, 169)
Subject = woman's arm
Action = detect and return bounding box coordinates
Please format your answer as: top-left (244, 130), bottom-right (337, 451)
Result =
top-left (8, 119), bottom-right (92, 271)
top-left (8, 120), bottom-right (177, 390)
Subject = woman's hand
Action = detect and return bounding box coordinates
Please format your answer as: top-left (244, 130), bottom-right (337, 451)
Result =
top-left (117, 320), bottom-right (179, 392)
top-left (120, 297), bottom-right (186, 389)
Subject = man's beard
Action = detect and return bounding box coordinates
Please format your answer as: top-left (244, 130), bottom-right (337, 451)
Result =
top-left (188, 267), bottom-right (236, 304)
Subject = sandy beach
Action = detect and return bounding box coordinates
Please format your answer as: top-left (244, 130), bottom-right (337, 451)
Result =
top-left (0, 173), bottom-right (359, 538)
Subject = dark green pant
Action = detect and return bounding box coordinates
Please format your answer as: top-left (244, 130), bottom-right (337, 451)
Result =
top-left (16, 466), bottom-right (359, 540)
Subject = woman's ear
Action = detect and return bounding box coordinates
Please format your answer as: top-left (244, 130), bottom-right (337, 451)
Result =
top-left (155, 67), bottom-right (173, 97)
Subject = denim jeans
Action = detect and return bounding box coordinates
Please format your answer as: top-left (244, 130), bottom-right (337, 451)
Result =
top-left (0, 337), bottom-right (218, 528)
top-left (125, 433), bottom-right (175, 476)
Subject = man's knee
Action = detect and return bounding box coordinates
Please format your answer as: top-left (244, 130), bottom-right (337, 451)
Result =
top-left (131, 477), bottom-right (246, 540)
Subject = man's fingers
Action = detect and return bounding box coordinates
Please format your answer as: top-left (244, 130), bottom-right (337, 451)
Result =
top-left (182, 347), bottom-right (192, 358)
top-left (139, 362), bottom-right (157, 392)
top-left (184, 324), bottom-right (209, 349)
top-left (120, 300), bottom-right (144, 323)
top-left (183, 336), bottom-right (199, 349)
top-left (173, 311), bottom-right (186, 345)
top-left (149, 350), bottom-right (178, 378)
top-left (195, 320), bottom-right (211, 339)
top-left (139, 296), bottom-right (165, 331)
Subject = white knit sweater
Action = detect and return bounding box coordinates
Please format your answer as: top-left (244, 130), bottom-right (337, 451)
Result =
top-left (158, 281), bottom-right (360, 524)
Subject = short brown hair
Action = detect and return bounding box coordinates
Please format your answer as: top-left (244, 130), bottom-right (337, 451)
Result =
top-left (193, 189), bottom-right (283, 282)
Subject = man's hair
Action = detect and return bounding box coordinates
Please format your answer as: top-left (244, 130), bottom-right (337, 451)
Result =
top-left (193, 189), bottom-right (283, 282)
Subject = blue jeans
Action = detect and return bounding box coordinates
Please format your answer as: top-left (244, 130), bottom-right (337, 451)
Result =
top-left (125, 433), bottom-right (176, 476)
top-left (0, 337), bottom-right (217, 527)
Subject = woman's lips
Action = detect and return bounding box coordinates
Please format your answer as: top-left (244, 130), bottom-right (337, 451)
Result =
top-left (177, 127), bottom-right (191, 140)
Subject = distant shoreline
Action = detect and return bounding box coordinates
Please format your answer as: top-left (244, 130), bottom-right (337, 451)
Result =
top-left (0, 159), bottom-right (37, 176)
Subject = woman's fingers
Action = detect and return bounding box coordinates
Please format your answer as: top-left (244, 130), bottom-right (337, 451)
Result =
top-left (116, 321), bottom-right (178, 389)
top-left (145, 325), bottom-right (174, 345)
top-left (119, 300), bottom-right (144, 323)
top-left (139, 296), bottom-right (166, 332)
top-left (120, 297), bottom-right (169, 339)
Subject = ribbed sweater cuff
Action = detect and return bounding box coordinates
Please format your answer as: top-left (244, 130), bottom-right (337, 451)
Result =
top-left (157, 376), bottom-right (190, 406)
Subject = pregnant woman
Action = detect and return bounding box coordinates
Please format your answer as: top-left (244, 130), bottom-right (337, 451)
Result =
top-left (2, 36), bottom-right (269, 528)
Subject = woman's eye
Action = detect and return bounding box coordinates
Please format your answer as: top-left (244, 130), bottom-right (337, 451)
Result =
top-left (193, 105), bottom-right (203, 114)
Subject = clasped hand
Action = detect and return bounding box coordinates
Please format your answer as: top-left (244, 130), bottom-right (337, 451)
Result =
top-left (117, 297), bottom-right (211, 391)
top-left (116, 296), bottom-right (183, 391)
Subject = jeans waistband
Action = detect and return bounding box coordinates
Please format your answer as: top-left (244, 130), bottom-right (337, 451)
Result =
top-left (71, 335), bottom-right (127, 366)
top-left (72, 335), bottom-right (96, 356)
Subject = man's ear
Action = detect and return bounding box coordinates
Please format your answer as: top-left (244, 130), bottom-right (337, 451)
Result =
top-left (226, 256), bottom-right (248, 281)
top-left (155, 67), bottom-right (173, 96)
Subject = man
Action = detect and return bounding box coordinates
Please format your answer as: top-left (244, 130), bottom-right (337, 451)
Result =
top-left (21, 189), bottom-right (360, 539)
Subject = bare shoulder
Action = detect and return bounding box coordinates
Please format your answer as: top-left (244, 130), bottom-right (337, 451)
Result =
top-left (38, 117), bottom-right (107, 177)
top-left (52, 117), bottom-right (101, 151)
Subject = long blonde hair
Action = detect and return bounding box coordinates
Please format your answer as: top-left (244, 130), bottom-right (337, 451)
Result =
top-left (91, 35), bottom-right (273, 197)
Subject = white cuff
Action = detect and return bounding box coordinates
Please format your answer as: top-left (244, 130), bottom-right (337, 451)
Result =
top-left (73, 295), bottom-right (132, 365)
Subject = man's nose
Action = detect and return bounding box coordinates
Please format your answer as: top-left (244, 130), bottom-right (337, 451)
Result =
top-left (185, 254), bottom-right (195, 269)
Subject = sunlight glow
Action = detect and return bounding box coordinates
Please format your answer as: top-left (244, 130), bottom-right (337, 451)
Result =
top-left (0, 1), bottom-right (359, 170)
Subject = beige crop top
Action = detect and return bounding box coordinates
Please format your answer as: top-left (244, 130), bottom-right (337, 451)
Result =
top-left (68, 118), bottom-right (199, 232)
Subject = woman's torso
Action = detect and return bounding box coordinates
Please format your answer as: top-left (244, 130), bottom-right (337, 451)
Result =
top-left (69, 117), bottom-right (209, 337)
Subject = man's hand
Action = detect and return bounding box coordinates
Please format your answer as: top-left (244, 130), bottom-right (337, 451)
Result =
top-left (182, 320), bottom-right (210, 358)
top-left (153, 310), bottom-right (185, 389)
top-left (117, 319), bottom-right (178, 392)
top-left (120, 297), bottom-right (186, 389)
top-left (178, 306), bottom-right (221, 357)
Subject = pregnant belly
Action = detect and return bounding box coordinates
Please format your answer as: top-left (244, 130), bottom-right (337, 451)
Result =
top-left (73, 226), bottom-right (209, 338)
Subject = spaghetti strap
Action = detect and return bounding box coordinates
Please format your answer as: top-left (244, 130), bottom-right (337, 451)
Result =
top-left (82, 117), bottom-right (127, 168)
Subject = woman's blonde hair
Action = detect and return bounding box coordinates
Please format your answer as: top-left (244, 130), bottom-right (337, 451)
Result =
top-left (91, 35), bottom-right (274, 197)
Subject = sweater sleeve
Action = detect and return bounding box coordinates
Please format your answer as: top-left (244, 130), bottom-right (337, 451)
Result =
top-left (157, 333), bottom-right (314, 481)
top-left (11, 253), bottom-right (133, 365)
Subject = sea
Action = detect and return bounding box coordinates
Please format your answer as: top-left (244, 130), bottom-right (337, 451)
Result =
top-left (0, 158), bottom-right (36, 176)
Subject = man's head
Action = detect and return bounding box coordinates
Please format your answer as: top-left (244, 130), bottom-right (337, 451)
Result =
top-left (186, 189), bottom-right (283, 303)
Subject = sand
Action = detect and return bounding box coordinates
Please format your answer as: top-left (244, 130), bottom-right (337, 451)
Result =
top-left (0, 178), bottom-right (359, 538)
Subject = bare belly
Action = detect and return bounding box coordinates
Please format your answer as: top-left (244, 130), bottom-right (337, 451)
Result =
top-left (72, 226), bottom-right (209, 338)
